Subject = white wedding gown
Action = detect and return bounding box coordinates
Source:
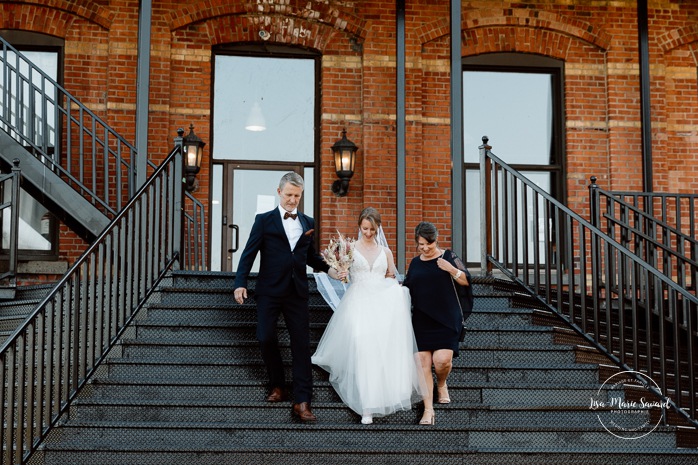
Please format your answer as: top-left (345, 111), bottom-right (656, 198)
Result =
top-left (312, 245), bottom-right (425, 417)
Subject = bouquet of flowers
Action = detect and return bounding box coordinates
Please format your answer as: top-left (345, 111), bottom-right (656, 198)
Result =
top-left (322, 231), bottom-right (354, 283)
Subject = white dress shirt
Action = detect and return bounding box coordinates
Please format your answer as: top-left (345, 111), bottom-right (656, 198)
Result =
top-left (279, 206), bottom-right (302, 250)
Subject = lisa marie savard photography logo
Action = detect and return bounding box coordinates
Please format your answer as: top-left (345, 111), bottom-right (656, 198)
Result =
top-left (589, 370), bottom-right (671, 440)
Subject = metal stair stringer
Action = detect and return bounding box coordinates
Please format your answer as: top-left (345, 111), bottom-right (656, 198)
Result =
top-left (0, 128), bottom-right (109, 242)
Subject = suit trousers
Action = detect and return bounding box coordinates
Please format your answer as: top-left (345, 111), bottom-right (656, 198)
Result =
top-left (255, 292), bottom-right (313, 404)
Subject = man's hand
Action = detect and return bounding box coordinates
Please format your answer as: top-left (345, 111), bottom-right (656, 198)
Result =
top-left (234, 287), bottom-right (248, 304)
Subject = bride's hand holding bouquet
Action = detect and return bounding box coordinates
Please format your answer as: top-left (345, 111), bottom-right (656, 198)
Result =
top-left (322, 231), bottom-right (354, 283)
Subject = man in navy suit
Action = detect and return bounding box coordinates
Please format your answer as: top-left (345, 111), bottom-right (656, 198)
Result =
top-left (233, 172), bottom-right (340, 422)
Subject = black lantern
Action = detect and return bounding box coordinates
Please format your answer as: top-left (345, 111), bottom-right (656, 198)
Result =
top-left (183, 124), bottom-right (205, 192)
top-left (331, 128), bottom-right (358, 197)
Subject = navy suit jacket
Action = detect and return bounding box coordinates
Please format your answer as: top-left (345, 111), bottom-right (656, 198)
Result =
top-left (233, 209), bottom-right (329, 299)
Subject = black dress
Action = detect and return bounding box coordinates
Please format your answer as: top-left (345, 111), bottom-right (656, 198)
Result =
top-left (403, 249), bottom-right (462, 356)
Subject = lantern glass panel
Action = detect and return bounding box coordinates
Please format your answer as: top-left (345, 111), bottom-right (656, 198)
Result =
top-left (341, 149), bottom-right (353, 172)
top-left (186, 146), bottom-right (200, 168)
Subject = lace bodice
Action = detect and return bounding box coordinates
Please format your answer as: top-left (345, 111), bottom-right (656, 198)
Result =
top-left (350, 245), bottom-right (388, 283)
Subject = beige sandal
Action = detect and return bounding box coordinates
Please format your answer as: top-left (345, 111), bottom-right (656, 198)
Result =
top-left (437, 384), bottom-right (451, 404)
top-left (419, 408), bottom-right (435, 425)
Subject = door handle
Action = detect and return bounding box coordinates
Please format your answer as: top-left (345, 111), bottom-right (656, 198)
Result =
top-left (228, 224), bottom-right (239, 253)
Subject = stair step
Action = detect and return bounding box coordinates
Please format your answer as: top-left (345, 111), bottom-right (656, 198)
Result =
top-left (34, 450), bottom-right (698, 465)
top-left (95, 358), bottom-right (601, 385)
top-left (120, 325), bottom-right (563, 348)
top-left (140, 305), bottom-right (535, 328)
top-left (115, 341), bottom-right (580, 366)
top-left (67, 398), bottom-right (634, 426)
top-left (0, 301), bottom-right (38, 316)
top-left (38, 421), bottom-right (682, 452)
top-left (131, 319), bottom-right (550, 342)
top-left (78, 381), bottom-right (613, 408)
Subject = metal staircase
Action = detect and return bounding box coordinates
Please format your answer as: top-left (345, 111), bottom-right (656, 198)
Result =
top-left (0, 36), bottom-right (139, 241)
top-left (25, 272), bottom-right (698, 464)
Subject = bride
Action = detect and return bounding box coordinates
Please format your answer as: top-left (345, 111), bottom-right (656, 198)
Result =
top-left (312, 207), bottom-right (426, 425)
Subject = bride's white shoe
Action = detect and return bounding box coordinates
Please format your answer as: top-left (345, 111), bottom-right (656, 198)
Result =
top-left (361, 414), bottom-right (373, 425)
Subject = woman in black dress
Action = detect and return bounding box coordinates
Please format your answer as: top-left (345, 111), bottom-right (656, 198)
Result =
top-left (403, 221), bottom-right (470, 426)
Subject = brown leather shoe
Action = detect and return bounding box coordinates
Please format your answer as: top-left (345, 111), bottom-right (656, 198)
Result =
top-left (292, 402), bottom-right (317, 423)
top-left (266, 387), bottom-right (287, 403)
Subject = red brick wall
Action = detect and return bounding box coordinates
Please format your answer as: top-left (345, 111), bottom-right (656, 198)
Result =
top-left (4, 0), bottom-right (698, 275)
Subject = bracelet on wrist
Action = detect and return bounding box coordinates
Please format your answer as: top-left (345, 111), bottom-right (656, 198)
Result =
top-left (453, 270), bottom-right (462, 280)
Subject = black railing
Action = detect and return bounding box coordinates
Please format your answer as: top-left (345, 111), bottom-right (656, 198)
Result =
top-left (590, 180), bottom-right (698, 300)
top-left (181, 190), bottom-right (207, 271)
top-left (0, 132), bottom-right (208, 464)
top-left (480, 137), bottom-right (698, 427)
top-left (0, 159), bottom-right (21, 285)
top-left (604, 190), bottom-right (698, 238)
top-left (0, 36), bottom-right (138, 218)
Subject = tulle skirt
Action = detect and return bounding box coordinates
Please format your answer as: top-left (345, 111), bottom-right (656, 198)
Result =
top-left (312, 277), bottom-right (426, 417)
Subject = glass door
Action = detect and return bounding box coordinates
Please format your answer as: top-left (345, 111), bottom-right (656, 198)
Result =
top-left (210, 50), bottom-right (318, 272)
top-left (211, 163), bottom-right (312, 272)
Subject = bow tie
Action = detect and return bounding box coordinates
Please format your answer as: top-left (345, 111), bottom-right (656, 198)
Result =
top-left (284, 212), bottom-right (298, 220)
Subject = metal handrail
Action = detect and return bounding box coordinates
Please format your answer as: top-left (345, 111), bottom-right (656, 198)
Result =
top-left (0, 36), bottom-right (138, 218)
top-left (480, 136), bottom-right (698, 428)
top-left (606, 190), bottom-right (698, 239)
top-left (0, 137), bottom-right (187, 464)
top-left (590, 179), bottom-right (698, 296)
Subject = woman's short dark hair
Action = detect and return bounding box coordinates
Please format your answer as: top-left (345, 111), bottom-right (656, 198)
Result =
top-left (415, 221), bottom-right (438, 244)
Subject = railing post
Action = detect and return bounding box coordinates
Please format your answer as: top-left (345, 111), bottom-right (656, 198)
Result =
top-left (8, 158), bottom-right (20, 286)
top-left (588, 176), bottom-right (606, 292)
top-left (589, 176), bottom-right (599, 229)
top-left (173, 128), bottom-right (184, 270)
top-left (479, 136), bottom-right (493, 276)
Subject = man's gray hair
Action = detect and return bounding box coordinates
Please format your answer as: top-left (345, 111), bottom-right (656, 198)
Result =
top-left (279, 172), bottom-right (305, 190)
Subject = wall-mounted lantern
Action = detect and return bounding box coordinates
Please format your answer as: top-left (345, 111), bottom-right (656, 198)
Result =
top-left (331, 128), bottom-right (358, 197)
top-left (183, 124), bottom-right (205, 192)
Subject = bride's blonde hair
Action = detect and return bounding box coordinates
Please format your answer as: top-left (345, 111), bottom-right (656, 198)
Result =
top-left (358, 207), bottom-right (381, 231)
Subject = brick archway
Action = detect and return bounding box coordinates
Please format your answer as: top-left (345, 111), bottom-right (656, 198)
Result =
top-left (0, 0), bottom-right (113, 33)
top-left (420, 7), bottom-right (610, 55)
top-left (167, 0), bottom-right (368, 50)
